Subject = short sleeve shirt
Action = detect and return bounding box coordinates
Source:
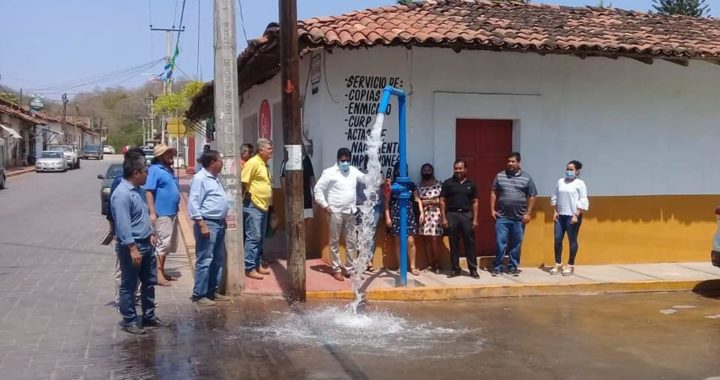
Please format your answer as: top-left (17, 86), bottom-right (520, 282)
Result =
top-left (440, 177), bottom-right (477, 211)
top-left (241, 155), bottom-right (273, 211)
top-left (144, 163), bottom-right (180, 216)
top-left (492, 169), bottom-right (537, 220)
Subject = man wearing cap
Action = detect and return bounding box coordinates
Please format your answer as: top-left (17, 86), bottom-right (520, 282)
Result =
top-left (145, 144), bottom-right (181, 286)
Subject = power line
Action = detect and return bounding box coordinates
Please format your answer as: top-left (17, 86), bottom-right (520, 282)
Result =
top-left (175, 0), bottom-right (188, 51)
top-left (25, 58), bottom-right (165, 93)
top-left (196, 0), bottom-right (201, 80)
top-left (237, 0), bottom-right (249, 44)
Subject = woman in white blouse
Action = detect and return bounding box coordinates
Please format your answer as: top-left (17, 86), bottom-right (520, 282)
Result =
top-left (550, 160), bottom-right (589, 276)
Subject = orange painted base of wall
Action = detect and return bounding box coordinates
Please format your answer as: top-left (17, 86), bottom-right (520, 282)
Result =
top-left (309, 195), bottom-right (717, 268)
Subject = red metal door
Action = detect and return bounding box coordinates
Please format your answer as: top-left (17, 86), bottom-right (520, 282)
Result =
top-left (455, 119), bottom-right (513, 256)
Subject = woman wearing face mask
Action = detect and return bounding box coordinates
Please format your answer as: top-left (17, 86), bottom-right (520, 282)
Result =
top-left (550, 160), bottom-right (589, 276)
top-left (417, 163), bottom-right (444, 274)
top-left (385, 163), bottom-right (425, 276)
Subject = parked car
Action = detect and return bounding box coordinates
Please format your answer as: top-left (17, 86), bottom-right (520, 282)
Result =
top-left (48, 144), bottom-right (80, 170)
top-left (35, 151), bottom-right (67, 173)
top-left (97, 163), bottom-right (124, 215)
top-left (0, 138), bottom-right (6, 189)
top-left (82, 144), bottom-right (104, 160)
top-left (713, 207), bottom-right (720, 268)
top-left (103, 145), bottom-right (116, 154)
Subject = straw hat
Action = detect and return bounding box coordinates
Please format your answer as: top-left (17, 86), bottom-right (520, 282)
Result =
top-left (153, 144), bottom-right (177, 157)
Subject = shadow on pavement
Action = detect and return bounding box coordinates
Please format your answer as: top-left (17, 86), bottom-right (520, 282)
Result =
top-left (692, 279), bottom-right (720, 299)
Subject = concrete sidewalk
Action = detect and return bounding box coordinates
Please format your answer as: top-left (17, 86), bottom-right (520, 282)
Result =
top-left (6, 166), bottom-right (34, 178)
top-left (175, 172), bottom-right (720, 301)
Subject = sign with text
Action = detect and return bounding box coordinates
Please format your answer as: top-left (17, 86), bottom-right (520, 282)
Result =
top-left (343, 75), bottom-right (403, 178)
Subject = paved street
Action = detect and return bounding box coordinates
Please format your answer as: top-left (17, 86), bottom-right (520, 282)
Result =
top-left (2, 158), bottom-right (720, 380)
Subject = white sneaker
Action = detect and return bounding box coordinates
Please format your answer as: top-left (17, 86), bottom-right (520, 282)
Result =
top-left (549, 263), bottom-right (562, 275)
top-left (562, 265), bottom-right (574, 276)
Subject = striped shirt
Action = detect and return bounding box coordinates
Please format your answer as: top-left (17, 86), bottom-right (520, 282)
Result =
top-left (492, 169), bottom-right (537, 220)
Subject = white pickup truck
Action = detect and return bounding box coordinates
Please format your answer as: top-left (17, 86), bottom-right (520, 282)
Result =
top-left (48, 144), bottom-right (80, 170)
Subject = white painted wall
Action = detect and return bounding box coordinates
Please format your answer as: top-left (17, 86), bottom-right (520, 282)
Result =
top-left (238, 46), bottom-right (720, 196)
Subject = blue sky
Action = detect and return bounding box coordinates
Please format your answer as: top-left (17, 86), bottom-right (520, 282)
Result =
top-left (1, 0), bottom-right (718, 100)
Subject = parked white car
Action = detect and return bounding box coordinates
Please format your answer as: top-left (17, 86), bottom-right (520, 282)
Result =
top-left (48, 144), bottom-right (80, 170)
top-left (103, 145), bottom-right (116, 154)
top-left (35, 151), bottom-right (67, 172)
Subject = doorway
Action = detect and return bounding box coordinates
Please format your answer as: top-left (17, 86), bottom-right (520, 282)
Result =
top-left (455, 119), bottom-right (513, 256)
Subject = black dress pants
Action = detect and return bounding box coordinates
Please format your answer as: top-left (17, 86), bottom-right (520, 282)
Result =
top-left (447, 211), bottom-right (477, 271)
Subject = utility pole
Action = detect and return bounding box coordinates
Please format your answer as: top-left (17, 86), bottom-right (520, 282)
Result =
top-left (214, 0), bottom-right (244, 294)
top-left (61, 93), bottom-right (68, 145)
top-left (150, 25), bottom-right (184, 145)
top-left (280, 0), bottom-right (306, 302)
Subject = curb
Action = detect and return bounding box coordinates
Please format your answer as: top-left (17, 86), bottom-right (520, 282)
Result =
top-left (306, 279), bottom-right (719, 301)
top-left (7, 168), bottom-right (35, 178)
top-left (178, 192), bottom-right (196, 276)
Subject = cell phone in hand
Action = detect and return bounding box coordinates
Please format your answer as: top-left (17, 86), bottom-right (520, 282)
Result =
top-left (100, 231), bottom-right (113, 245)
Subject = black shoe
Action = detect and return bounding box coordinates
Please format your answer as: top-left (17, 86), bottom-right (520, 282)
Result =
top-left (509, 267), bottom-right (519, 277)
top-left (122, 324), bottom-right (145, 335)
top-left (469, 270), bottom-right (480, 279)
top-left (143, 318), bottom-right (171, 329)
top-left (491, 268), bottom-right (502, 276)
top-left (447, 270), bottom-right (462, 278)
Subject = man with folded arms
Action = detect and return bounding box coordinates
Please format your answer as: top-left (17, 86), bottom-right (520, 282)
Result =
top-left (188, 150), bottom-right (231, 305)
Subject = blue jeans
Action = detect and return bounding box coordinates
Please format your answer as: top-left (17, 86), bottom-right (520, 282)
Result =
top-left (243, 202), bottom-right (267, 271)
top-left (554, 215), bottom-right (583, 265)
top-left (192, 219), bottom-right (226, 299)
top-left (117, 238), bottom-right (156, 327)
top-left (494, 217), bottom-right (526, 270)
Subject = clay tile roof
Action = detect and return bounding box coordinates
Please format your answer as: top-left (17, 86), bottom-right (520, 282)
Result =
top-left (186, 0), bottom-right (720, 120)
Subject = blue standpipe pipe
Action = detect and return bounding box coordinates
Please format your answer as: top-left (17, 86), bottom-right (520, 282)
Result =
top-left (377, 86), bottom-right (409, 286)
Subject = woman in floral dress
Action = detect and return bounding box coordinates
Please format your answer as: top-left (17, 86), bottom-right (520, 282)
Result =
top-left (385, 163), bottom-right (424, 275)
top-left (417, 163), bottom-right (444, 274)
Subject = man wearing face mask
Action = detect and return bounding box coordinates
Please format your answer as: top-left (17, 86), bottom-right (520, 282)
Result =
top-left (490, 152), bottom-right (537, 277)
top-left (314, 147), bottom-right (364, 281)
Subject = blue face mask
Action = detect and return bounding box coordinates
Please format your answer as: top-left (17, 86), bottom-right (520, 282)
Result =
top-left (339, 161), bottom-right (350, 172)
top-left (565, 170), bottom-right (576, 179)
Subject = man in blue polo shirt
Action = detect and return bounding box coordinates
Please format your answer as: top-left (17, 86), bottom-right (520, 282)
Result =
top-left (111, 153), bottom-right (170, 334)
top-left (145, 144), bottom-right (181, 286)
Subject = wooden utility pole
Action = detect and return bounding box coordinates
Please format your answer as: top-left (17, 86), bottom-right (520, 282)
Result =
top-left (213, 0), bottom-right (244, 294)
top-left (280, 0), bottom-right (306, 302)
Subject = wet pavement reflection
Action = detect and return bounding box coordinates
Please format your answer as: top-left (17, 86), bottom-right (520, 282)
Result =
top-left (107, 292), bottom-right (720, 380)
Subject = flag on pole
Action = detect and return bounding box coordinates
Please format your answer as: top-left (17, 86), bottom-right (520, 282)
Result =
top-left (159, 46), bottom-right (180, 82)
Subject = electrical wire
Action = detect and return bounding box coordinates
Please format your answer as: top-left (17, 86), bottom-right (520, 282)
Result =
top-left (237, 0), bottom-right (249, 45)
top-left (175, 0), bottom-right (188, 52)
top-left (25, 58), bottom-right (165, 93)
top-left (196, 0), bottom-right (201, 79)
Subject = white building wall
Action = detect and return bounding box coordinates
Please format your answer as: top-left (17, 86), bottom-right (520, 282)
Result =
top-left (239, 46), bottom-right (720, 196)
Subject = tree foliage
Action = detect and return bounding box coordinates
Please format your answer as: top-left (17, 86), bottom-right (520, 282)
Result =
top-left (651, 0), bottom-right (710, 16)
top-left (153, 81), bottom-right (204, 116)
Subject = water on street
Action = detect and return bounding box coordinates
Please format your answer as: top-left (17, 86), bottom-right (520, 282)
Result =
top-left (0, 157), bottom-right (719, 380)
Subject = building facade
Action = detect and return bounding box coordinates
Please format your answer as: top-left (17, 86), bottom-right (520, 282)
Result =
top-left (188, 1), bottom-right (720, 267)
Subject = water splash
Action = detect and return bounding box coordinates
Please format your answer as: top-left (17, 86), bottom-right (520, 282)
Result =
top-left (349, 113), bottom-right (387, 313)
top-left (231, 306), bottom-right (486, 358)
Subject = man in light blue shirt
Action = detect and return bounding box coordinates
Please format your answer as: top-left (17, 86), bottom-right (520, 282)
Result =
top-left (188, 150), bottom-right (230, 306)
top-left (111, 154), bottom-right (170, 334)
top-left (145, 144), bottom-right (181, 286)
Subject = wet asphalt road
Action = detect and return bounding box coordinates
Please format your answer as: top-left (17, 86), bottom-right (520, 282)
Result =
top-left (0, 157), bottom-right (719, 380)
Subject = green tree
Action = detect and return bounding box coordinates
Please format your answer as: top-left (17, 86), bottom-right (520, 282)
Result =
top-left (652, 0), bottom-right (710, 16)
top-left (153, 81), bottom-right (203, 117)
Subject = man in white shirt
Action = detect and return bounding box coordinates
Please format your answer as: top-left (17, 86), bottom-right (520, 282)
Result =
top-left (314, 147), bottom-right (364, 281)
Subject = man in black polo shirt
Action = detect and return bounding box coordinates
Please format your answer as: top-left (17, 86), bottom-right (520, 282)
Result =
top-left (440, 159), bottom-right (480, 279)
top-left (490, 152), bottom-right (537, 277)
